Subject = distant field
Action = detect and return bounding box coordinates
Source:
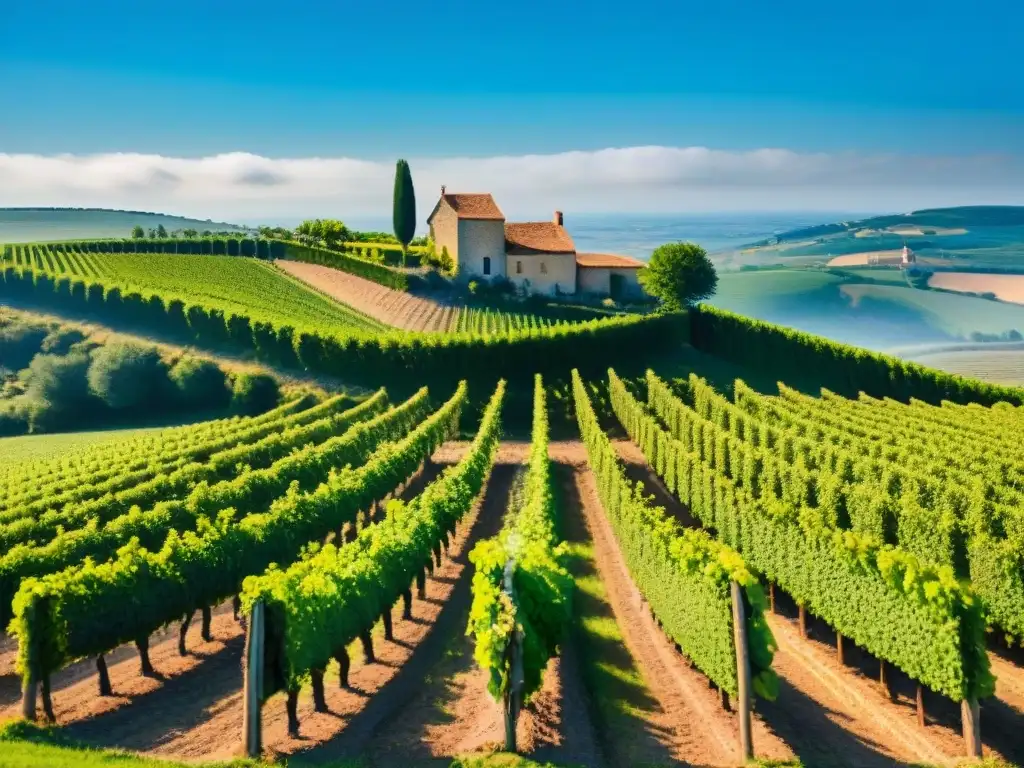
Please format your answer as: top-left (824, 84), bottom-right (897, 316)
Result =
top-left (18, 252), bottom-right (386, 334)
top-left (0, 208), bottom-right (244, 243)
top-left (841, 282), bottom-right (1024, 337)
top-left (707, 267), bottom-right (1024, 367)
top-left (905, 345), bottom-right (1024, 385)
top-left (830, 267), bottom-right (911, 284)
top-left (711, 269), bottom-right (843, 310)
top-left (928, 271), bottom-right (1024, 304)
top-left (827, 249), bottom-right (902, 267)
top-left (888, 225), bottom-right (968, 236)
top-left (1, 424), bottom-right (170, 464)
top-left (739, 207), bottom-right (1024, 270)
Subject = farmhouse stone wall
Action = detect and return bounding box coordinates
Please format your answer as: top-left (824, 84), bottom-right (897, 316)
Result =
top-left (457, 219), bottom-right (507, 280)
top-left (507, 252), bottom-right (577, 296)
top-left (430, 203), bottom-right (459, 264)
top-left (578, 266), bottom-right (643, 298)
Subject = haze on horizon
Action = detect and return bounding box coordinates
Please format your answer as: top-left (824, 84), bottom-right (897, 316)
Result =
top-left (2, 0), bottom-right (1022, 222)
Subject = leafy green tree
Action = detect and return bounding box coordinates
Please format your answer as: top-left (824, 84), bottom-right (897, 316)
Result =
top-left (156, 224), bottom-right (168, 238)
top-left (638, 242), bottom-right (718, 311)
top-left (392, 159), bottom-right (416, 266)
top-left (131, 225), bottom-right (145, 239)
top-left (319, 219), bottom-right (349, 249)
top-left (182, 228), bottom-right (199, 238)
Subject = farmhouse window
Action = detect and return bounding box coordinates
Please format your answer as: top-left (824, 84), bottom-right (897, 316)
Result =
top-left (483, 256), bottom-right (491, 275)
top-left (516, 261), bottom-right (523, 274)
top-left (540, 262), bottom-right (547, 274)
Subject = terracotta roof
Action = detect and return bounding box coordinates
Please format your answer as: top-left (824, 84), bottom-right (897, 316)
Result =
top-left (504, 222), bottom-right (576, 254)
top-left (575, 252), bottom-right (646, 269)
top-left (437, 193), bottom-right (505, 221)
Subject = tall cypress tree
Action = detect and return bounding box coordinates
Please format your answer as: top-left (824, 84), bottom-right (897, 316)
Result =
top-left (392, 159), bottom-right (416, 267)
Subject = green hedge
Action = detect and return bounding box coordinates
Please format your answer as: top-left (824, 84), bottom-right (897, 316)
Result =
top-left (242, 380), bottom-right (504, 695)
top-left (282, 242), bottom-right (410, 290)
top-left (689, 304), bottom-right (1024, 406)
top-left (12, 238), bottom-right (285, 259)
top-left (468, 374), bottom-right (572, 704)
top-left (341, 241), bottom-right (425, 268)
top-left (637, 369), bottom-right (993, 701)
top-left (575, 369), bottom-right (778, 699)
top-left (1, 266), bottom-right (685, 387)
top-left (11, 383), bottom-right (465, 685)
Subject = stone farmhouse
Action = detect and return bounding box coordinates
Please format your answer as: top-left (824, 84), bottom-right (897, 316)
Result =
top-left (426, 188), bottom-right (645, 299)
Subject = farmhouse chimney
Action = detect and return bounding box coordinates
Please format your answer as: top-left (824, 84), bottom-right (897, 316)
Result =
top-left (441, 185), bottom-right (446, 196)
top-left (554, 210), bottom-right (563, 226)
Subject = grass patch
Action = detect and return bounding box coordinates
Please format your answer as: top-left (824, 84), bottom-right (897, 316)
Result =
top-left (450, 755), bottom-right (569, 768)
top-left (0, 424), bottom-right (172, 464)
top-left (0, 720), bottom-right (258, 767)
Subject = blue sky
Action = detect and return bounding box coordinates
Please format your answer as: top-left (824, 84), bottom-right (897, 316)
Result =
top-left (1, 0), bottom-right (1023, 217)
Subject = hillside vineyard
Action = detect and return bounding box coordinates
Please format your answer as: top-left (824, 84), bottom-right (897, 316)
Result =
top-left (4, 238), bottom-right (1024, 766)
top-left (0, 243), bottom-right (683, 387)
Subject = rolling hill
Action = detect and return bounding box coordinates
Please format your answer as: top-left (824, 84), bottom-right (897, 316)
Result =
top-left (0, 208), bottom-right (246, 243)
top-left (702, 206), bottom-right (1024, 383)
top-left (728, 205), bottom-right (1024, 271)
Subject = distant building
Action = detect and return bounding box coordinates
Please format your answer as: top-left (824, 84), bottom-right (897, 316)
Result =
top-left (426, 188), bottom-right (645, 298)
top-left (900, 244), bottom-right (917, 268)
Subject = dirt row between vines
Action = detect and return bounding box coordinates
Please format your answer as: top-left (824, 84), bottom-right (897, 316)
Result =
top-left (3, 439), bottom-right (1022, 766)
top-left (275, 260), bottom-right (457, 332)
top-left (0, 443), bottom-right (597, 766)
top-left (612, 438), bottom-right (1024, 767)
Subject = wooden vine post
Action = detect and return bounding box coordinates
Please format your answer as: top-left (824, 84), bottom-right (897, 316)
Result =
top-left (961, 698), bottom-right (981, 759)
top-left (242, 599), bottom-right (265, 758)
top-left (20, 670), bottom-right (37, 721)
top-left (731, 581), bottom-right (754, 762)
top-left (502, 559), bottom-right (525, 753)
top-left (20, 594), bottom-right (42, 721)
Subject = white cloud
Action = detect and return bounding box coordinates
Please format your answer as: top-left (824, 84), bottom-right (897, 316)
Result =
top-left (1, 147), bottom-right (1022, 226)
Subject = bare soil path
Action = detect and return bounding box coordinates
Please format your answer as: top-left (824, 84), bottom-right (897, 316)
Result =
top-left (276, 261), bottom-right (457, 333)
top-left (559, 443), bottom-right (780, 767)
top-left (608, 435), bottom-right (976, 767)
top-left (362, 443), bottom-right (601, 768)
top-left (0, 452), bottom-right (447, 757)
top-left (771, 594), bottom-right (1024, 767)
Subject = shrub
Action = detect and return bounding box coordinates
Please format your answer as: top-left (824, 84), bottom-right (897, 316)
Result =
top-left (0, 321), bottom-right (48, 371)
top-left (87, 343), bottom-right (170, 410)
top-left (0, 400), bottom-right (29, 436)
top-left (439, 246), bottom-right (454, 273)
top-left (21, 352), bottom-right (93, 429)
top-left (169, 356), bottom-right (229, 409)
top-left (231, 371), bottom-right (280, 415)
top-left (39, 327), bottom-right (87, 355)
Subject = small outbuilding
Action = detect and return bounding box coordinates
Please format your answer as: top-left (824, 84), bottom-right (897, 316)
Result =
top-left (575, 252), bottom-right (646, 300)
